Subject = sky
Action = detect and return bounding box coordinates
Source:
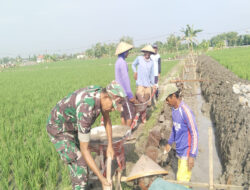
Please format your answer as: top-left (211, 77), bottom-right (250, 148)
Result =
top-left (0, 0), bottom-right (250, 57)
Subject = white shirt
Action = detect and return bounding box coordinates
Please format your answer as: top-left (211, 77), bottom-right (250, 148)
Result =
top-left (150, 53), bottom-right (160, 76)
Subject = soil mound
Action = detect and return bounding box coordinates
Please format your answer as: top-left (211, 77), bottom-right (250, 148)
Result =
top-left (198, 55), bottom-right (250, 187)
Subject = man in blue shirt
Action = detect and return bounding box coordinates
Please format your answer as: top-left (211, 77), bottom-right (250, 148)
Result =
top-left (132, 45), bottom-right (155, 123)
top-left (164, 84), bottom-right (198, 183)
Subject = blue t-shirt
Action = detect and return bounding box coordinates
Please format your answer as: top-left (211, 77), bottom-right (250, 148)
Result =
top-left (168, 101), bottom-right (199, 158)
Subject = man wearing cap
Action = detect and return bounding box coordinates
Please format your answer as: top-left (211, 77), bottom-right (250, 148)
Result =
top-left (164, 84), bottom-right (198, 183)
top-left (46, 81), bottom-right (126, 190)
top-left (115, 42), bottom-right (138, 126)
top-left (132, 45), bottom-right (155, 123)
top-left (150, 44), bottom-right (161, 99)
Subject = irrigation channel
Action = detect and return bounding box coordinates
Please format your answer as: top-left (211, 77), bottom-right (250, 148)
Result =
top-left (89, 55), bottom-right (247, 189)
top-left (166, 55), bottom-right (223, 189)
top-left (192, 87), bottom-right (222, 187)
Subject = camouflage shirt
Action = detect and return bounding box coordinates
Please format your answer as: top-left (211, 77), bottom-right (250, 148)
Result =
top-left (47, 85), bottom-right (102, 142)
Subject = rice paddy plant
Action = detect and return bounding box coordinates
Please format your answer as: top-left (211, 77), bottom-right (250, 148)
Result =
top-left (207, 46), bottom-right (250, 80)
top-left (0, 55), bottom-right (176, 189)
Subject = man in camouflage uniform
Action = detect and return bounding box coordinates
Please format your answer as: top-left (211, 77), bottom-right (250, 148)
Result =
top-left (47, 81), bottom-right (126, 190)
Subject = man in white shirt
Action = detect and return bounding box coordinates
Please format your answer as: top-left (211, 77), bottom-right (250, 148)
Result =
top-left (150, 44), bottom-right (161, 99)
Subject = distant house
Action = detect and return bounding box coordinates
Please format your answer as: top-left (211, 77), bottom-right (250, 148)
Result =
top-left (37, 55), bottom-right (45, 63)
top-left (77, 54), bottom-right (85, 59)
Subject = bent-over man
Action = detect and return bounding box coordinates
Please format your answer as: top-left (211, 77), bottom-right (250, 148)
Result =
top-left (47, 81), bottom-right (126, 190)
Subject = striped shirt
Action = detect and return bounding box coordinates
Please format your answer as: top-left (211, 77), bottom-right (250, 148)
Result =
top-left (132, 56), bottom-right (154, 87)
top-left (168, 101), bottom-right (198, 158)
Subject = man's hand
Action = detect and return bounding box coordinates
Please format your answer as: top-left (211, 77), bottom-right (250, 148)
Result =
top-left (153, 85), bottom-right (157, 91)
top-left (188, 157), bottom-right (195, 171)
top-left (106, 145), bottom-right (114, 159)
top-left (164, 144), bottom-right (171, 154)
top-left (129, 97), bottom-right (139, 104)
top-left (100, 177), bottom-right (111, 189)
top-left (80, 141), bottom-right (108, 186)
top-left (158, 74), bottom-right (160, 78)
top-left (134, 72), bottom-right (137, 80)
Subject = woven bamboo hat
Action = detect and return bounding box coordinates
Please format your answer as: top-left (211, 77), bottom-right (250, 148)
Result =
top-left (115, 42), bottom-right (133, 55)
top-left (141, 45), bottom-right (155, 54)
top-left (123, 155), bottom-right (168, 181)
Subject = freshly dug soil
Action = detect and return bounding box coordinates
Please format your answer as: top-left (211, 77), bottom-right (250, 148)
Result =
top-left (198, 55), bottom-right (250, 187)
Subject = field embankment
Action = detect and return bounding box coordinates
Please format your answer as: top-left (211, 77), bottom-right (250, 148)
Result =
top-left (198, 55), bottom-right (250, 188)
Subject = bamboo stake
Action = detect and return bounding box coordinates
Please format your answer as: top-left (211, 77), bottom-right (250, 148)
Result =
top-left (209, 127), bottom-right (213, 190)
top-left (165, 180), bottom-right (244, 189)
top-left (120, 177), bottom-right (244, 189)
top-left (165, 179), bottom-right (209, 187)
top-left (170, 79), bottom-right (207, 83)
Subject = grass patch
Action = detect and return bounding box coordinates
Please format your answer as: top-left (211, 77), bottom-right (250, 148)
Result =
top-left (207, 46), bottom-right (250, 80)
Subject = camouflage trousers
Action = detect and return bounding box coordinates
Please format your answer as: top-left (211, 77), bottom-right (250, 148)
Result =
top-left (47, 131), bottom-right (88, 190)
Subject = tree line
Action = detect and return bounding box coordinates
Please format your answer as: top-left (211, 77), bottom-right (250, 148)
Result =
top-left (84, 26), bottom-right (250, 58)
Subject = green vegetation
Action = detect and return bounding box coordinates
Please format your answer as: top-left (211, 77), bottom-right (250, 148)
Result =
top-left (181, 24), bottom-right (202, 52)
top-left (0, 55), bottom-right (177, 189)
top-left (210, 32), bottom-right (250, 47)
top-left (207, 47), bottom-right (250, 80)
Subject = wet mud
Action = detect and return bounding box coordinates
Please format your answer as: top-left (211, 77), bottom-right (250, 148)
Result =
top-left (198, 55), bottom-right (250, 188)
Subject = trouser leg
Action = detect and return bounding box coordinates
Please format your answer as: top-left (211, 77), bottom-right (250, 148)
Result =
top-left (154, 76), bottom-right (159, 98)
top-left (50, 136), bottom-right (88, 190)
top-left (121, 97), bottom-right (136, 126)
top-left (177, 158), bottom-right (192, 188)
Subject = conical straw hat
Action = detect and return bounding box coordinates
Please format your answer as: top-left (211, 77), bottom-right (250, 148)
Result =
top-left (141, 45), bottom-right (155, 54)
top-left (115, 42), bottom-right (133, 55)
top-left (124, 155), bottom-right (168, 181)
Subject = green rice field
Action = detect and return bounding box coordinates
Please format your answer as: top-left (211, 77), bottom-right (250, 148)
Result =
top-left (207, 46), bottom-right (250, 80)
top-left (0, 55), bottom-right (177, 189)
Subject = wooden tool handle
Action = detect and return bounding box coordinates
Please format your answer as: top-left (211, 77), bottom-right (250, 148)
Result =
top-left (103, 157), bottom-right (112, 190)
top-left (106, 157), bottom-right (112, 183)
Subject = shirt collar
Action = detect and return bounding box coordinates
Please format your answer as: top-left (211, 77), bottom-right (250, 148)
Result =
top-left (172, 101), bottom-right (184, 111)
top-left (144, 57), bottom-right (151, 62)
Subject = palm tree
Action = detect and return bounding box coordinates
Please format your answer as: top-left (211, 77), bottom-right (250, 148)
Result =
top-left (181, 25), bottom-right (202, 53)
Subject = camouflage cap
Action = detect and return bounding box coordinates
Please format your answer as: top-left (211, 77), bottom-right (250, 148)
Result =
top-left (106, 81), bottom-right (126, 109)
